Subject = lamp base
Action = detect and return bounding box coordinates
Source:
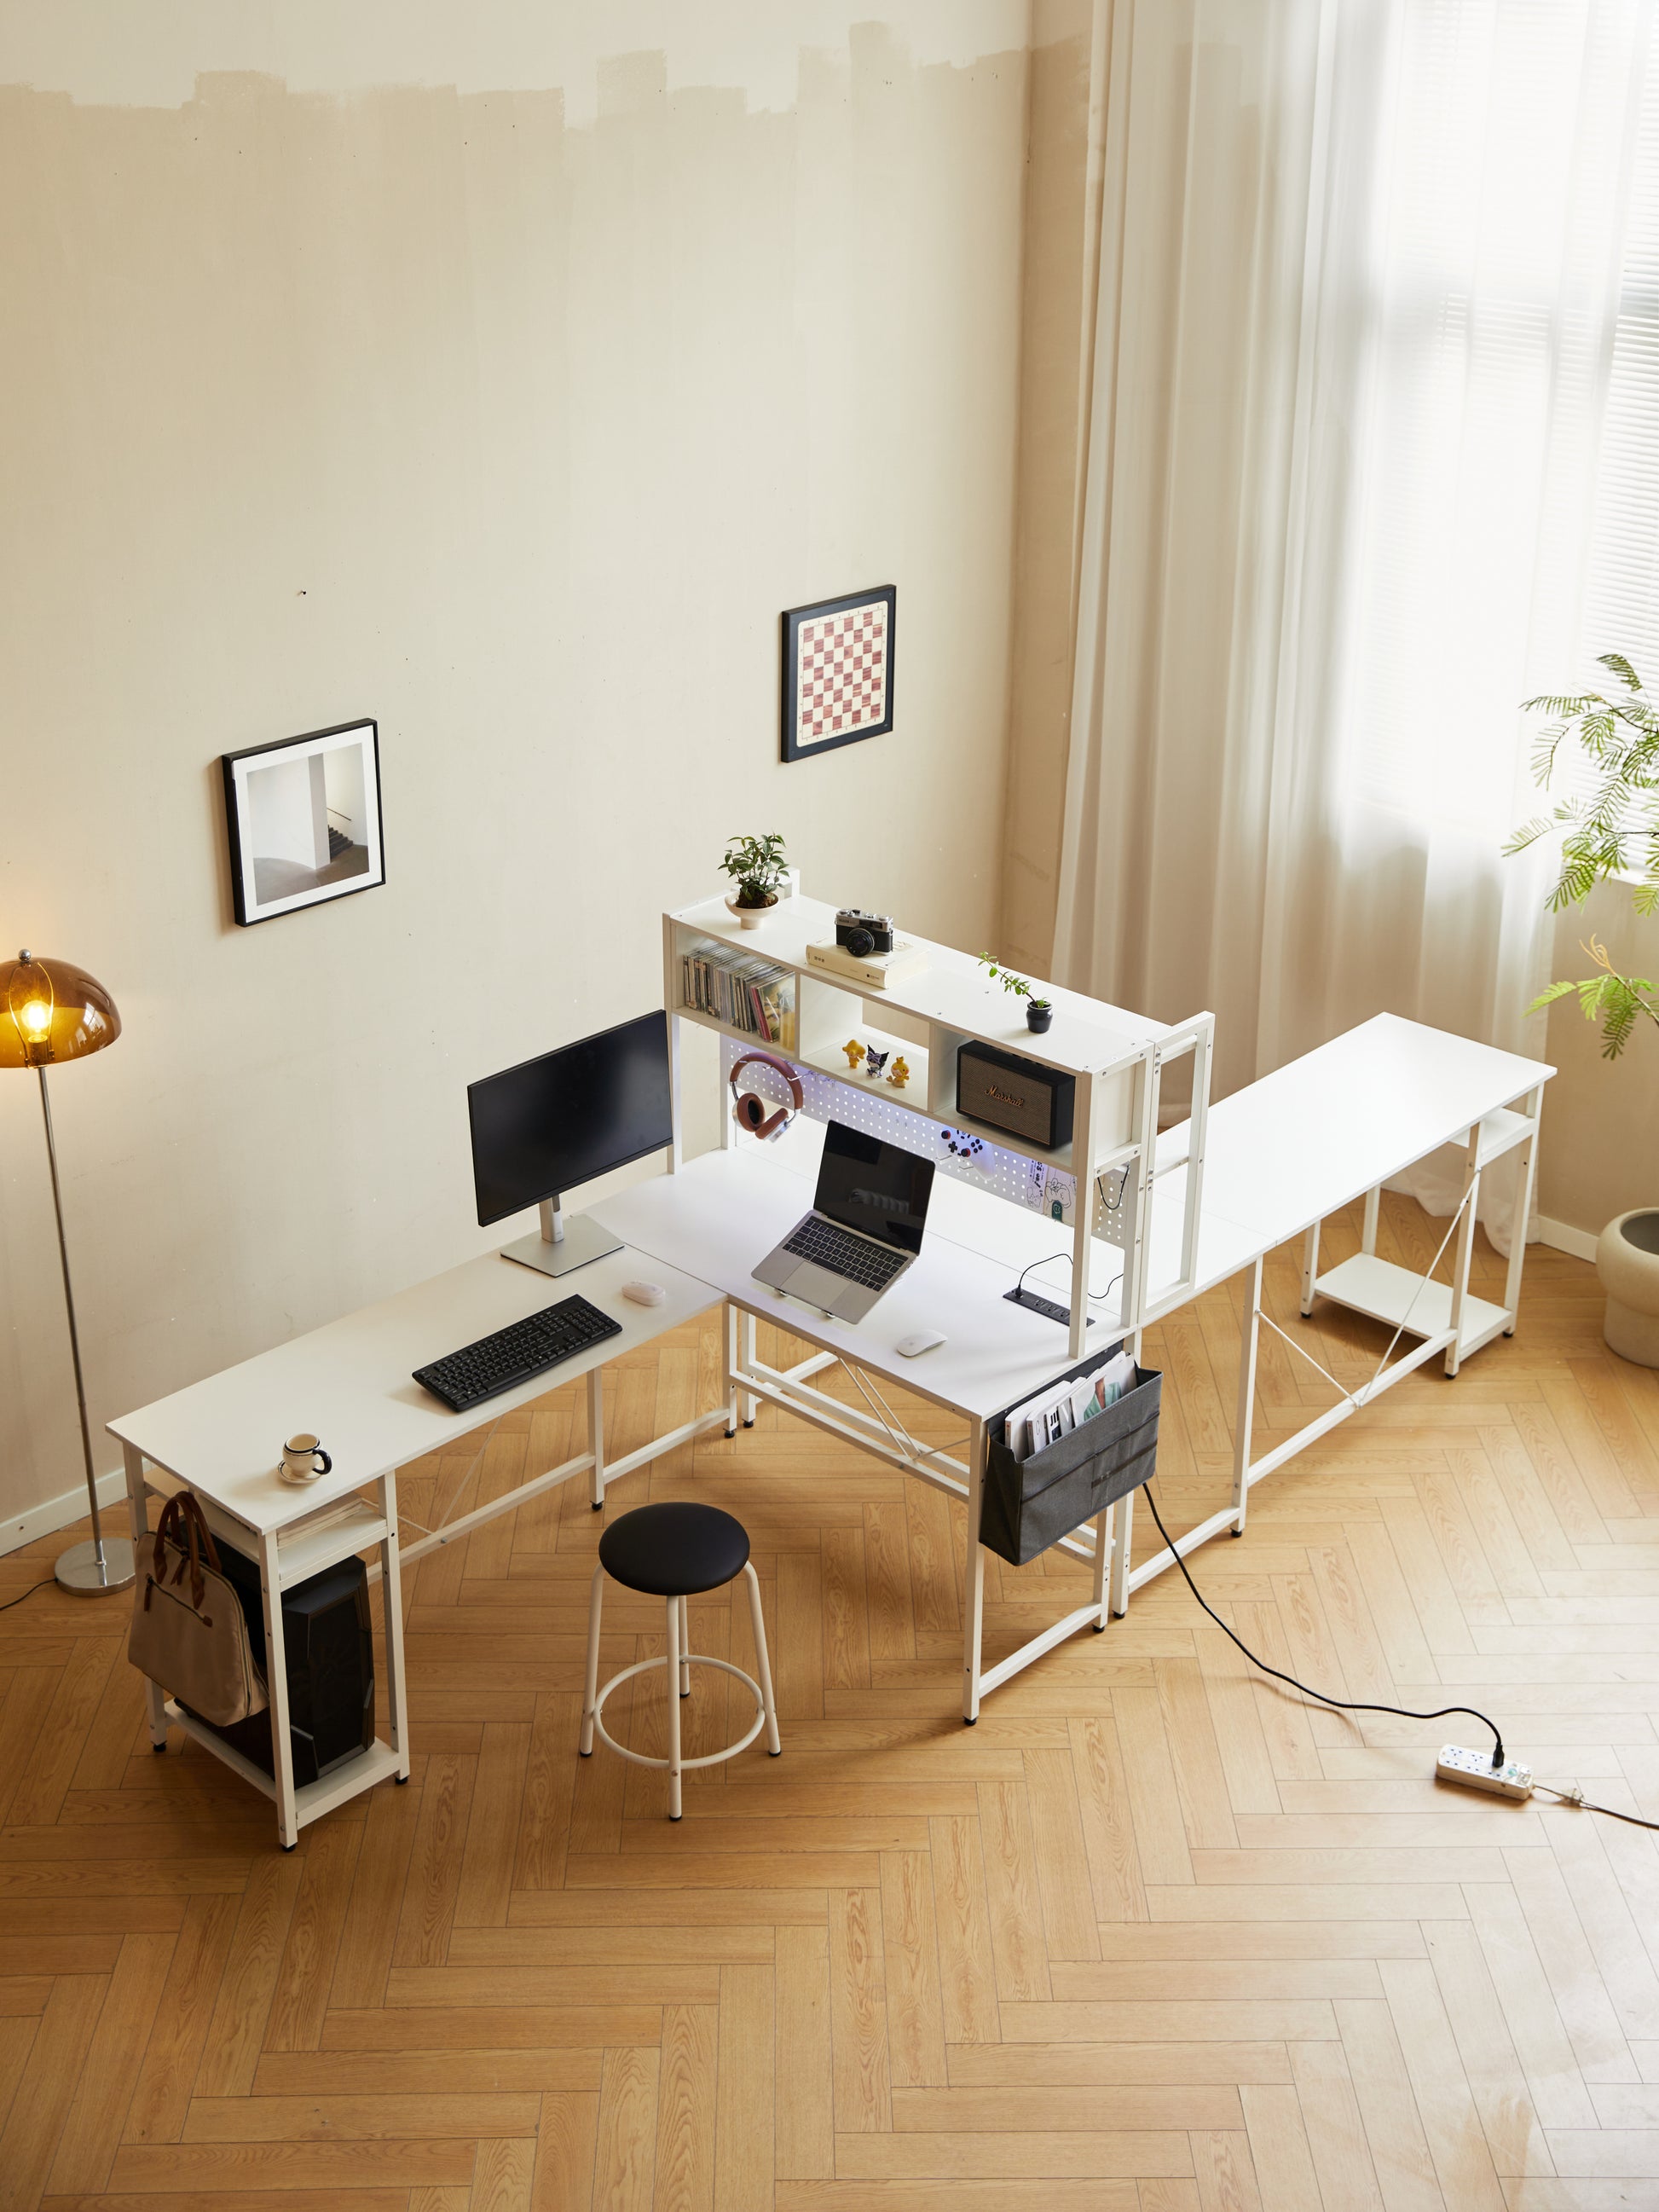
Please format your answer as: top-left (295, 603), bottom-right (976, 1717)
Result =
top-left (55, 1537), bottom-right (136, 1595)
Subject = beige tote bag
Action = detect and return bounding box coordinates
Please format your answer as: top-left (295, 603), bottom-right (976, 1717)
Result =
top-left (128, 1491), bottom-right (269, 1727)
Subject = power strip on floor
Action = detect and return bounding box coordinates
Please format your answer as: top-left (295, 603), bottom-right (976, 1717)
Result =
top-left (1436, 1744), bottom-right (1534, 1800)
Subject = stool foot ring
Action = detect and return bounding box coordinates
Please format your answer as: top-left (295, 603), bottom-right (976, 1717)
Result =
top-left (588, 1651), bottom-right (773, 1772)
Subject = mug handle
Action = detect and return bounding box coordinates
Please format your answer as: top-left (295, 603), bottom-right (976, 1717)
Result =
top-left (313, 1449), bottom-right (332, 1475)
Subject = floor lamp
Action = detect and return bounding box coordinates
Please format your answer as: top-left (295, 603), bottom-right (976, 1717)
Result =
top-left (2, 948), bottom-right (135, 1595)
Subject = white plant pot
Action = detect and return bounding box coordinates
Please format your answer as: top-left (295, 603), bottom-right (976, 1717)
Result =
top-left (725, 894), bottom-right (777, 931)
top-left (1596, 1208), bottom-right (1659, 1366)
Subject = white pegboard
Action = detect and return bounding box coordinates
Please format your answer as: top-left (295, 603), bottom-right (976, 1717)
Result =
top-left (721, 1036), bottom-right (1127, 1247)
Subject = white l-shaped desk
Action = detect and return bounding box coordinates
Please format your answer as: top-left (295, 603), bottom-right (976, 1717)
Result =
top-left (111, 1006), bottom-right (1550, 1840)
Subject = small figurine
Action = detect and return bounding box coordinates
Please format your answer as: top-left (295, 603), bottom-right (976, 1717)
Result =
top-left (863, 1047), bottom-right (889, 1079)
top-left (885, 1056), bottom-right (910, 1090)
top-left (841, 1039), bottom-right (865, 1070)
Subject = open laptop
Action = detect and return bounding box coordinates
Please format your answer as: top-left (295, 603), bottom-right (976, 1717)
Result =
top-left (753, 1120), bottom-right (936, 1322)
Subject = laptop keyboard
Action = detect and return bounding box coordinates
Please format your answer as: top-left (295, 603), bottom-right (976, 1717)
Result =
top-left (783, 1216), bottom-right (908, 1290)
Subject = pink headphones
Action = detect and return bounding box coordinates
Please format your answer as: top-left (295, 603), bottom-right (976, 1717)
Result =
top-left (729, 1051), bottom-right (803, 1142)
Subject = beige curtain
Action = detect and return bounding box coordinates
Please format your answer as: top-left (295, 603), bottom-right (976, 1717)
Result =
top-left (1050, 0), bottom-right (1650, 1245)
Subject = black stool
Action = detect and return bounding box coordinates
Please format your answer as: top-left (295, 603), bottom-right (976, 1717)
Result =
top-left (579, 1502), bottom-right (781, 1820)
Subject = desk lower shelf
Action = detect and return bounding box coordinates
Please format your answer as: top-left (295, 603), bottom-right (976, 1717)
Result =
top-left (163, 1700), bottom-right (402, 1829)
top-left (1315, 1253), bottom-right (1509, 1355)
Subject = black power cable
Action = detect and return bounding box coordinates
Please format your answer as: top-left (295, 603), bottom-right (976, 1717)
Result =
top-left (1139, 1480), bottom-right (1507, 1769)
top-left (0, 1578), bottom-right (52, 1615)
top-left (1140, 1485), bottom-right (1659, 1833)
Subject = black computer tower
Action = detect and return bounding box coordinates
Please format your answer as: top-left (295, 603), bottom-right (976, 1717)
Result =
top-left (191, 1542), bottom-right (375, 1786)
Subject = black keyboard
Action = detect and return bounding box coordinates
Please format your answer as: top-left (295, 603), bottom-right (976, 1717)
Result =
top-left (413, 1294), bottom-right (622, 1413)
top-left (783, 1215), bottom-right (908, 1291)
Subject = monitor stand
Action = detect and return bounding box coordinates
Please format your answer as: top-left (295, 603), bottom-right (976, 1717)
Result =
top-left (501, 1197), bottom-right (622, 1280)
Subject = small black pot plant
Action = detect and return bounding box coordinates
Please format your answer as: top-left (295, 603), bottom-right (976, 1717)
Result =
top-left (720, 832), bottom-right (789, 931)
top-left (979, 953), bottom-right (1055, 1034)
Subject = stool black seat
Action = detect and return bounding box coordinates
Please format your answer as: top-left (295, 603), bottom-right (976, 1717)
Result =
top-left (598, 1502), bottom-right (749, 1598)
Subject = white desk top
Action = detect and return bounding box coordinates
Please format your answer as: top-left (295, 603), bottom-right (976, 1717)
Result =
top-left (1147, 1012), bottom-right (1552, 1309)
top-left (108, 1242), bottom-right (721, 1535)
top-left (592, 1141), bottom-right (1117, 1422)
top-left (110, 1013), bottom-right (1553, 1531)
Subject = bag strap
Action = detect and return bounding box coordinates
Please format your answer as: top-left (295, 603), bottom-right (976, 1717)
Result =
top-left (149, 1490), bottom-right (222, 1612)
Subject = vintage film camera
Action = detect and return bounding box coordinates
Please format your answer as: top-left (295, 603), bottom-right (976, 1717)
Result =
top-left (835, 908), bottom-right (895, 958)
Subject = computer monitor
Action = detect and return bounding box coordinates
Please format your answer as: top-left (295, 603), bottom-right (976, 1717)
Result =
top-left (468, 1010), bottom-right (673, 1277)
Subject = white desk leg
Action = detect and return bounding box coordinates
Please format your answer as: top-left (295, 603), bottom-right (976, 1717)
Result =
top-left (380, 1473), bottom-right (411, 1784)
top-left (123, 1443), bottom-right (167, 1751)
top-left (1300, 1220), bottom-right (1321, 1316)
top-left (1503, 1085), bottom-right (1543, 1332)
top-left (257, 1531), bottom-right (298, 1850)
top-left (725, 1302), bottom-right (740, 1439)
top-left (740, 1311), bottom-right (757, 1427)
top-left (1090, 1501), bottom-right (1111, 1632)
top-left (1234, 1254), bottom-right (1262, 1536)
top-left (962, 1416), bottom-right (986, 1723)
top-left (1446, 1133), bottom-right (1482, 1379)
top-left (588, 1367), bottom-right (606, 1509)
top-left (1362, 1185), bottom-right (1381, 1254)
top-left (1110, 1487), bottom-right (1134, 1617)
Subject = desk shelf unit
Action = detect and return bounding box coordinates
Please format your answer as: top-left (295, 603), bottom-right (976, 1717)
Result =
top-left (666, 896), bottom-right (1215, 1355)
top-left (123, 1452), bottom-right (407, 1850)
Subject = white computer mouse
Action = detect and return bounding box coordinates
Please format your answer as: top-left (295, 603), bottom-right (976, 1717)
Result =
top-left (896, 1329), bottom-right (945, 1358)
top-left (621, 1280), bottom-right (667, 1307)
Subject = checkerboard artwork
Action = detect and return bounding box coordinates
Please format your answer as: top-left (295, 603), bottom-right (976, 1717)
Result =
top-left (782, 586), bottom-right (895, 761)
top-left (795, 599), bottom-right (888, 748)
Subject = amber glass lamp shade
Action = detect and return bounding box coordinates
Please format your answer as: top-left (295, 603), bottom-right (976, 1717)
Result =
top-left (0, 949), bottom-right (121, 1068)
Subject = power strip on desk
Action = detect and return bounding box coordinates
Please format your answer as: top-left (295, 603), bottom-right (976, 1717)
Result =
top-left (1004, 1286), bottom-right (1095, 1329)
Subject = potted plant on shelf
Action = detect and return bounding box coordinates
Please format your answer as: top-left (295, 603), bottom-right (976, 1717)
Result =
top-left (979, 953), bottom-right (1055, 1034)
top-left (720, 832), bottom-right (789, 930)
top-left (1506, 651), bottom-right (1659, 1362)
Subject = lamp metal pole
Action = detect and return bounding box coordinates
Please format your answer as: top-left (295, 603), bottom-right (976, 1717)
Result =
top-left (37, 1064), bottom-right (135, 1594)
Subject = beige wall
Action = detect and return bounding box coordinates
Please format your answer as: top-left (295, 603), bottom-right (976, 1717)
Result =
top-left (1539, 886), bottom-right (1659, 1240)
top-left (0, 8), bottom-right (1030, 1532)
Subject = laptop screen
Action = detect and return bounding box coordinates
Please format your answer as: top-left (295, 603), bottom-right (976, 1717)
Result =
top-left (814, 1120), bottom-right (935, 1255)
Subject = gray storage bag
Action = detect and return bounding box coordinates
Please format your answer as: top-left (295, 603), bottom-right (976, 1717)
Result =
top-left (980, 1343), bottom-right (1161, 1567)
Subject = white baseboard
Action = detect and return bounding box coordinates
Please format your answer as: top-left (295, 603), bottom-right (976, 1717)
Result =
top-left (1537, 1215), bottom-right (1598, 1264)
top-left (3, 1468), bottom-right (128, 1561)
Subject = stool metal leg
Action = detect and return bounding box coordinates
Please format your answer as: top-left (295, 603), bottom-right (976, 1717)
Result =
top-left (743, 1562), bottom-right (782, 1756)
top-left (580, 1566), bottom-right (604, 1755)
top-left (666, 1595), bottom-right (683, 1819)
top-left (678, 1595), bottom-right (691, 1697)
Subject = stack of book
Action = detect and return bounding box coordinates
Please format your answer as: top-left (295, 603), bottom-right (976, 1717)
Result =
top-left (680, 942), bottom-right (793, 1046)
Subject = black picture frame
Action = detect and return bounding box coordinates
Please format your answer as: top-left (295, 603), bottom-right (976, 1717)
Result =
top-left (780, 584), bottom-right (896, 763)
top-left (222, 719), bottom-right (385, 927)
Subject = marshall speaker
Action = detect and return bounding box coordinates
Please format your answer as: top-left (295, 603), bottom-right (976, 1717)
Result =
top-left (957, 1039), bottom-right (1076, 1151)
top-left (188, 1543), bottom-right (375, 1787)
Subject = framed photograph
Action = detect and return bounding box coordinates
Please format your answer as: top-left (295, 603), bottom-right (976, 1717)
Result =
top-left (222, 719), bottom-right (385, 927)
top-left (781, 584), bottom-right (895, 763)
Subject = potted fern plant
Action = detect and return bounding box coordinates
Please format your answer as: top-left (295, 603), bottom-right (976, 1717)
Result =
top-left (1507, 651), bottom-right (1659, 1361)
top-left (720, 832), bottom-right (790, 930)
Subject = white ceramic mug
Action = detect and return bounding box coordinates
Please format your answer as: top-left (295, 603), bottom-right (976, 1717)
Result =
top-left (281, 1433), bottom-right (332, 1483)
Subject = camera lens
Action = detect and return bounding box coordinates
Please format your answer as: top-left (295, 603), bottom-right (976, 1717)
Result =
top-left (847, 927), bottom-right (875, 958)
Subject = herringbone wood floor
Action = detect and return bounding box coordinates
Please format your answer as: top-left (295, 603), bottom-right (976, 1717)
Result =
top-left (3, 1193), bottom-right (1658, 2211)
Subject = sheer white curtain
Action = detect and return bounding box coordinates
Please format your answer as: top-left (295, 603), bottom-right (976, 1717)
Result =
top-left (1051, 0), bottom-right (1650, 1247)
